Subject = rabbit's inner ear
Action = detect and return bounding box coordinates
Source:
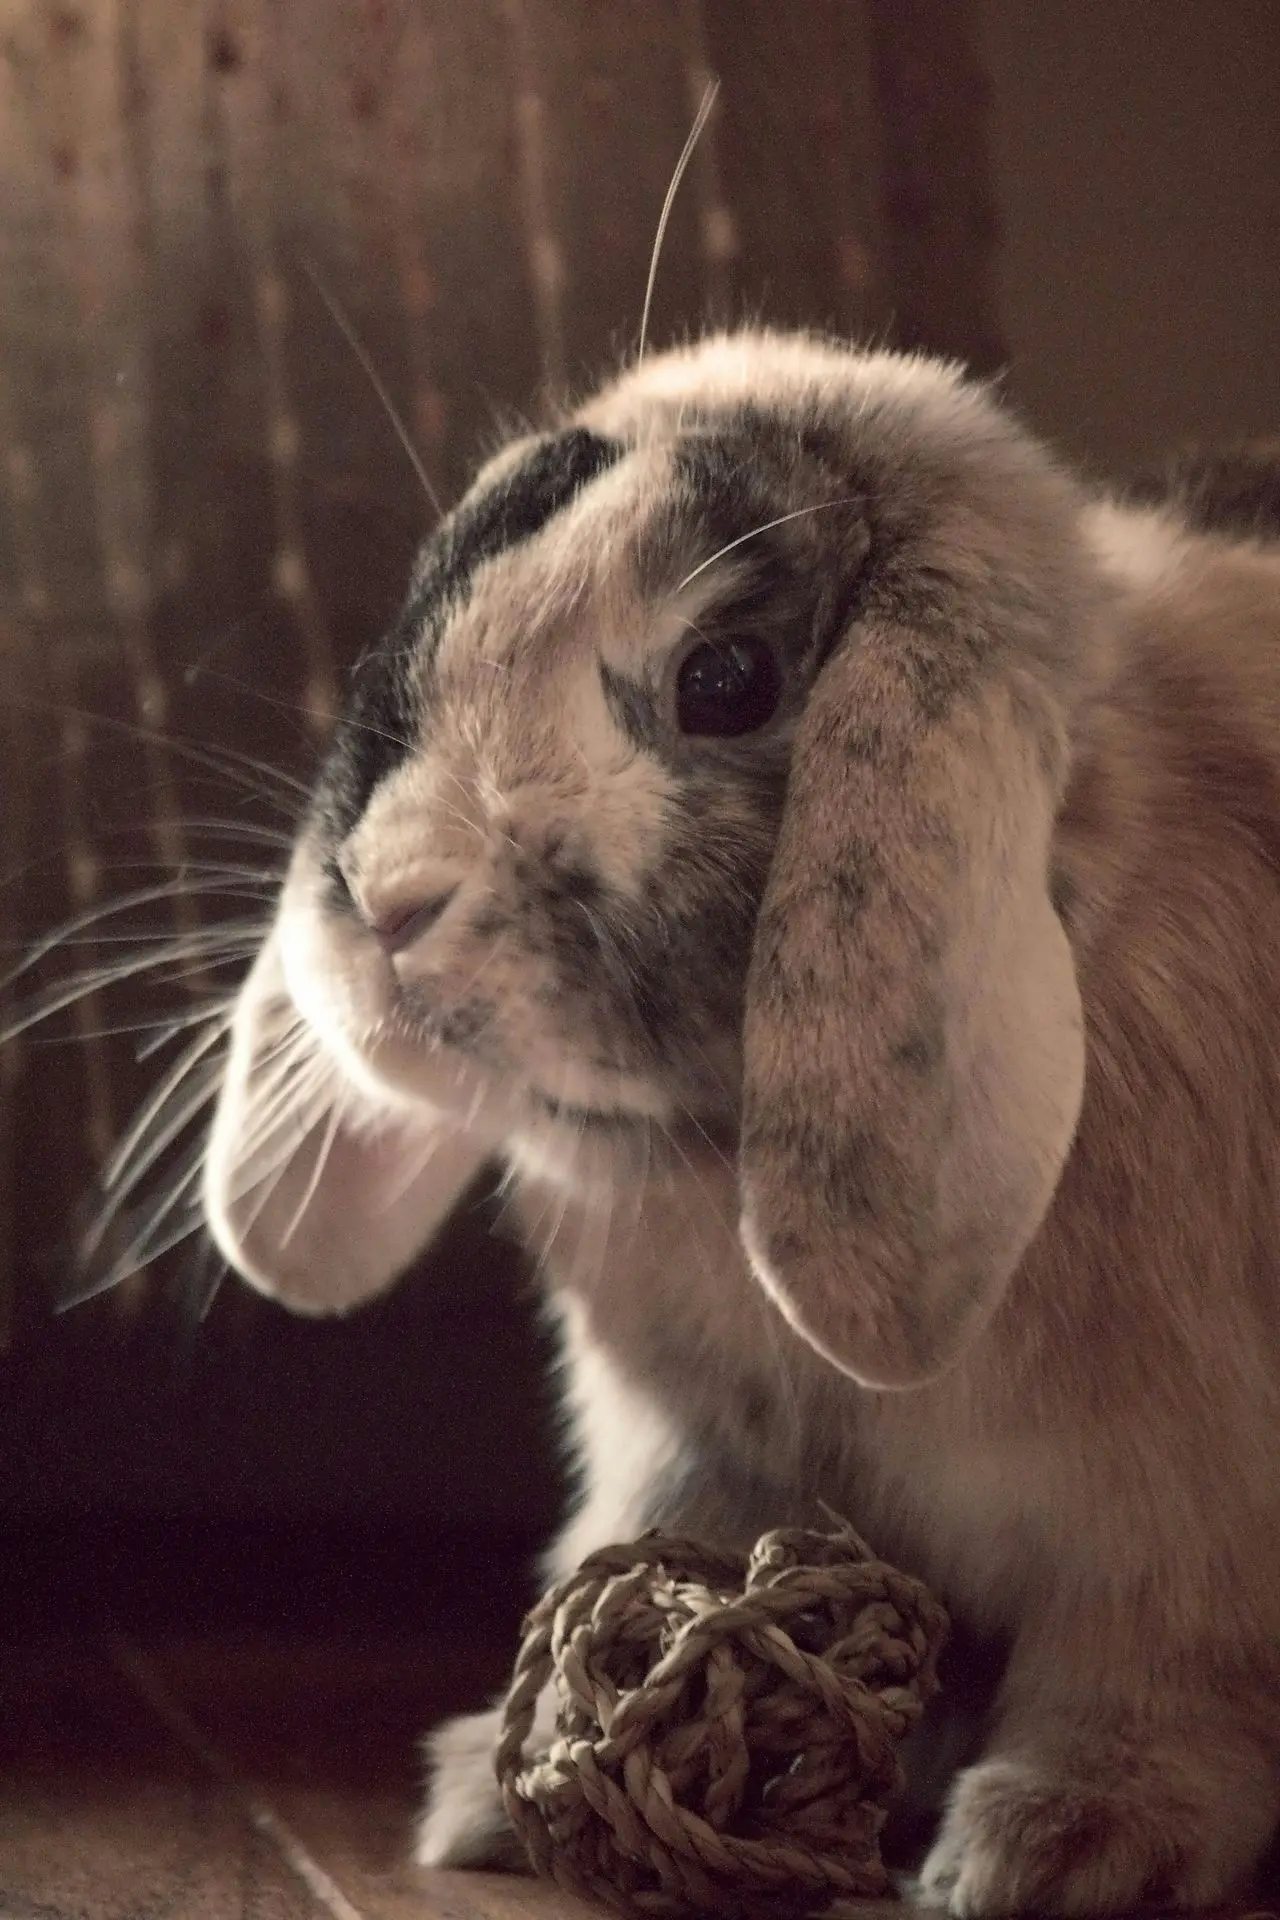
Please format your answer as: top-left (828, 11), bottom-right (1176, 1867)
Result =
top-left (202, 930), bottom-right (486, 1314)
top-left (739, 630), bottom-right (1085, 1390)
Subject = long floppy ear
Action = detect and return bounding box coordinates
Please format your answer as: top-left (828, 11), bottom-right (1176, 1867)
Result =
top-left (739, 627), bottom-right (1084, 1389)
top-left (202, 931), bottom-right (488, 1315)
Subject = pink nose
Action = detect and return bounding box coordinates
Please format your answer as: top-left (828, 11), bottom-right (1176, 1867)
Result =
top-left (370, 888), bottom-right (457, 954)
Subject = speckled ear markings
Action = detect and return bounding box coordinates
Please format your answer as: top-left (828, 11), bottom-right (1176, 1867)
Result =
top-left (739, 639), bottom-right (1084, 1388)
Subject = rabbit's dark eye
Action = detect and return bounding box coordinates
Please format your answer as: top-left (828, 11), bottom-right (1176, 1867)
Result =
top-left (675, 637), bottom-right (782, 738)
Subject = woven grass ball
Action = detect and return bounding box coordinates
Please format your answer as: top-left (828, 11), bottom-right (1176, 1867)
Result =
top-left (496, 1524), bottom-right (949, 1919)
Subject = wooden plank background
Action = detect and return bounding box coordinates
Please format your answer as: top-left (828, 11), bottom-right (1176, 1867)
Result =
top-left (0, 0), bottom-right (999, 1530)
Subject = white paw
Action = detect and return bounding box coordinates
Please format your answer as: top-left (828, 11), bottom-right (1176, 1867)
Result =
top-left (415, 1706), bottom-right (524, 1871)
top-left (918, 1753), bottom-right (1242, 1917)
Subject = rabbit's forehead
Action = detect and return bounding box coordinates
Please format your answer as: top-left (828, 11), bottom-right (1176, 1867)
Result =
top-left (321, 432), bottom-right (717, 891)
top-left (429, 442), bottom-right (679, 684)
top-left (423, 400), bottom-right (844, 701)
top-left (417, 423), bottom-right (806, 754)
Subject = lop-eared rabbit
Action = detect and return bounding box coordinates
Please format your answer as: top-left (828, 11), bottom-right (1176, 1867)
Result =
top-left (197, 333), bottom-right (1280, 1915)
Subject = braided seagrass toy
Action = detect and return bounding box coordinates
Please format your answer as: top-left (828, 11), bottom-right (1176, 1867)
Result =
top-left (495, 1523), bottom-right (949, 1918)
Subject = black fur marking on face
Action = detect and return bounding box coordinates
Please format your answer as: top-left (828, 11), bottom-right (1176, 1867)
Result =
top-left (411, 427), bottom-right (626, 638)
top-left (516, 850), bottom-right (613, 980)
top-left (1049, 865), bottom-right (1079, 925)
top-left (615, 412), bottom-right (878, 782)
top-left (322, 854), bottom-right (357, 918)
top-left (529, 1089), bottom-right (648, 1131)
top-left (312, 427), bottom-right (625, 848)
top-left (601, 664), bottom-right (663, 754)
top-left (830, 861), bottom-right (872, 922)
top-left (552, 861), bottom-right (607, 909)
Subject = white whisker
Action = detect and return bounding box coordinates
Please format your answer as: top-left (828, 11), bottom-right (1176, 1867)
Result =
top-left (162, 818), bottom-right (294, 850)
top-left (279, 1096), bottom-right (346, 1247)
top-left (102, 1017), bottom-right (232, 1193)
top-left (379, 1123), bottom-right (448, 1212)
top-left (134, 1000), bottom-right (237, 1059)
top-left (82, 1068), bottom-right (224, 1260)
top-left (638, 78), bottom-right (720, 365)
top-left (3, 887), bottom-right (273, 988)
top-left (232, 1083), bottom-right (343, 1241)
top-left (0, 692), bottom-right (311, 812)
top-left (228, 1051), bottom-right (325, 1161)
top-left (300, 256), bottom-right (445, 524)
top-left (675, 497), bottom-right (860, 594)
top-left (189, 665), bottom-right (420, 756)
top-left (93, 1157), bottom-right (210, 1290)
top-left (16, 1007), bottom-right (224, 1050)
top-left (0, 941), bottom-right (261, 1044)
top-left (32, 911), bottom-right (274, 954)
top-left (231, 1056), bottom-right (336, 1175)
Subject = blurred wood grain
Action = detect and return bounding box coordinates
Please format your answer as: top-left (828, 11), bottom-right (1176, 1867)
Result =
top-left (0, 0), bottom-right (993, 1529)
top-left (2, 1618), bottom-right (1273, 1919)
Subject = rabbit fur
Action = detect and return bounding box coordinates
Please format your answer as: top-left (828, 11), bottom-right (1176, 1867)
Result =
top-left (201, 331), bottom-right (1280, 1915)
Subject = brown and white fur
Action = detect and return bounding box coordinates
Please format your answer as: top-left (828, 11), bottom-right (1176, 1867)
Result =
top-left (200, 331), bottom-right (1280, 1915)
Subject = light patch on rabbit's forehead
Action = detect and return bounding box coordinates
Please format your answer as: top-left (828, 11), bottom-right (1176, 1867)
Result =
top-left (411, 435), bottom-right (711, 721)
top-left (425, 439), bottom-right (675, 673)
top-left (424, 428), bottom-right (758, 697)
top-left (362, 459), bottom-right (732, 897)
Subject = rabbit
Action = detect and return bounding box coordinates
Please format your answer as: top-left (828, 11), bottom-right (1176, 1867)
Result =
top-left (197, 328), bottom-right (1280, 1916)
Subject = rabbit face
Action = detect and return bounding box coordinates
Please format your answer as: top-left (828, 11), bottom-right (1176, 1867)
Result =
top-left (292, 415), bottom-right (845, 1151)
top-left (204, 333), bottom-right (1102, 1381)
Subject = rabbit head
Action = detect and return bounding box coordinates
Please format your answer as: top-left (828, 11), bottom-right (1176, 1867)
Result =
top-left (205, 332), bottom-right (1108, 1385)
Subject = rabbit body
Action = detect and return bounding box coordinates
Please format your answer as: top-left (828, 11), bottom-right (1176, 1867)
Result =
top-left (202, 333), bottom-right (1280, 1914)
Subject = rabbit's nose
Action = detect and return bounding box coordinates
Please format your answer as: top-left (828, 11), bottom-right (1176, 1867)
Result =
top-left (369, 888), bottom-right (458, 954)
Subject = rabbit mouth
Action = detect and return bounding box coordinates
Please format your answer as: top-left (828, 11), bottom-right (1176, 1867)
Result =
top-left (274, 844), bottom-right (748, 1169)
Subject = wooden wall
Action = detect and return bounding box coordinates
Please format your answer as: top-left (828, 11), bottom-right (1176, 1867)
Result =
top-left (4, 0), bottom-right (1272, 1536)
top-left (0, 0), bottom-right (1003, 1530)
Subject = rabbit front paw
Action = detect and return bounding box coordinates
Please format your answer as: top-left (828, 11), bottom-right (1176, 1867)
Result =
top-left (918, 1749), bottom-right (1254, 1917)
top-left (415, 1706), bottom-right (526, 1872)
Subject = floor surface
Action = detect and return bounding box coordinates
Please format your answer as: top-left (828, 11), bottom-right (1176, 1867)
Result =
top-left (3, 1622), bottom-right (612, 1919)
top-left (4, 1524), bottom-right (1278, 1920)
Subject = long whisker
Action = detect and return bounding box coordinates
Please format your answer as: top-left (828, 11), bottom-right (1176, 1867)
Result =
top-left (233, 1077), bottom-right (341, 1238)
top-left (0, 692), bottom-right (311, 812)
top-left (279, 1097), bottom-right (346, 1248)
top-left (185, 664), bottom-right (413, 757)
top-left (675, 497), bottom-right (860, 595)
top-left (0, 937), bottom-right (261, 1042)
top-left (135, 1001), bottom-right (238, 1060)
top-left (377, 1121), bottom-right (452, 1213)
top-left (19, 1001), bottom-right (234, 1050)
top-left (187, 1241), bottom-right (229, 1326)
top-left (1, 883), bottom-right (272, 987)
top-left (59, 1164), bottom-right (200, 1309)
top-left (127, 818), bottom-right (296, 852)
top-left (83, 1066), bottom-right (225, 1261)
top-left (101, 1015), bottom-right (232, 1193)
top-left (80, 1054), bottom-right (223, 1251)
top-left (638, 77), bottom-right (720, 365)
top-left (675, 1100), bottom-right (735, 1174)
top-left (300, 256), bottom-right (445, 524)
top-left (14, 817), bottom-right (297, 859)
top-left (24, 907), bottom-right (274, 955)
top-left (230, 1051), bottom-right (335, 1174)
top-left (1, 890), bottom-right (272, 990)
top-left (83, 1150), bottom-right (211, 1297)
